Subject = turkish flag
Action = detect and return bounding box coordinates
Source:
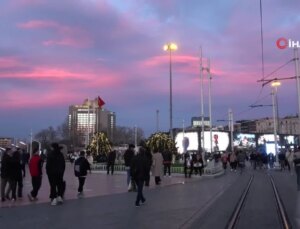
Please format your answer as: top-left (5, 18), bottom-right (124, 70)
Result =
top-left (98, 96), bottom-right (105, 108)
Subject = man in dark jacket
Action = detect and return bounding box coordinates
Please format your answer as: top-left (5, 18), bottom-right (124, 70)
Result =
top-left (163, 150), bottom-right (172, 176)
top-left (124, 144), bottom-right (135, 188)
top-left (6, 147), bottom-right (21, 201)
top-left (74, 151), bottom-right (91, 197)
top-left (46, 143), bottom-right (66, 206)
top-left (131, 147), bottom-right (148, 207)
top-left (107, 150), bottom-right (116, 175)
top-left (1, 148), bottom-right (11, 202)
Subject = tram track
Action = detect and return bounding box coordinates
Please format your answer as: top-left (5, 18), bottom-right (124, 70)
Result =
top-left (226, 173), bottom-right (292, 229)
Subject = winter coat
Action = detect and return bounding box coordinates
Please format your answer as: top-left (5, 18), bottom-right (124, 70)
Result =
top-left (46, 149), bottom-right (65, 176)
top-left (107, 151), bottom-right (116, 164)
top-left (152, 152), bottom-right (163, 177)
top-left (7, 150), bottom-right (22, 180)
top-left (74, 156), bottom-right (91, 177)
top-left (124, 149), bottom-right (135, 167)
top-left (163, 151), bottom-right (172, 164)
top-left (0, 152), bottom-right (10, 179)
top-left (131, 153), bottom-right (148, 181)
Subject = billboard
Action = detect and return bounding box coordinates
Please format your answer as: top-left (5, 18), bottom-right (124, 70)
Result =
top-left (175, 132), bottom-right (199, 154)
top-left (203, 131), bottom-right (229, 153)
top-left (233, 133), bottom-right (256, 149)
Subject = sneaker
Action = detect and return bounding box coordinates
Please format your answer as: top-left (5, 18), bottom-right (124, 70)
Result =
top-left (57, 196), bottom-right (63, 204)
top-left (51, 198), bottom-right (57, 206)
top-left (77, 192), bottom-right (84, 198)
top-left (27, 194), bottom-right (34, 202)
top-left (135, 203), bottom-right (140, 207)
top-left (141, 199), bottom-right (146, 205)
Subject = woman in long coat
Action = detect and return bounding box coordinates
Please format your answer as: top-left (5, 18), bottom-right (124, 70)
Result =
top-left (152, 152), bottom-right (163, 185)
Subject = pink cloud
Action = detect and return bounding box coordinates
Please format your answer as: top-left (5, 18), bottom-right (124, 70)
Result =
top-left (18, 20), bottom-right (93, 48)
top-left (0, 57), bottom-right (22, 69)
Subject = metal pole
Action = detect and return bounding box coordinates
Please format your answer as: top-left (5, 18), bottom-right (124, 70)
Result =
top-left (87, 98), bottom-right (90, 148)
top-left (134, 125), bottom-right (137, 147)
top-left (272, 87), bottom-right (278, 160)
top-left (200, 46), bottom-right (205, 152)
top-left (156, 109), bottom-right (159, 132)
top-left (169, 49), bottom-right (173, 139)
top-left (294, 48), bottom-right (300, 132)
top-left (208, 59), bottom-right (213, 153)
top-left (229, 108), bottom-right (234, 152)
top-left (30, 129), bottom-right (33, 157)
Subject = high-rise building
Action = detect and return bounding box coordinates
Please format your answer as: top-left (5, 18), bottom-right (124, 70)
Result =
top-left (68, 98), bottom-right (116, 147)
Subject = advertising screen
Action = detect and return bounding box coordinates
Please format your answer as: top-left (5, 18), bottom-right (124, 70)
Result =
top-left (284, 136), bottom-right (295, 145)
top-left (203, 131), bottom-right (229, 153)
top-left (257, 134), bottom-right (279, 145)
top-left (175, 132), bottom-right (199, 154)
top-left (234, 133), bottom-right (256, 148)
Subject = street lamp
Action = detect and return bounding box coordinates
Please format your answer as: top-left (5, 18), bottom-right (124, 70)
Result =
top-left (164, 42), bottom-right (178, 139)
top-left (271, 80), bottom-right (281, 160)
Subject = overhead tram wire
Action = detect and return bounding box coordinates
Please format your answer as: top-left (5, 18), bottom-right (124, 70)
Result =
top-left (216, 2), bottom-right (293, 123)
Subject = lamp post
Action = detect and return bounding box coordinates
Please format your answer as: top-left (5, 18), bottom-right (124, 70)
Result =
top-left (271, 80), bottom-right (281, 159)
top-left (164, 43), bottom-right (178, 139)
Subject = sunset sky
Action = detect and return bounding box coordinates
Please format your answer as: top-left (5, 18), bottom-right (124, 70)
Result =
top-left (1, 0), bottom-right (300, 139)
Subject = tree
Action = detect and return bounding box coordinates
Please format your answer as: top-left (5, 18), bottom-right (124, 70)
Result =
top-left (34, 126), bottom-right (58, 150)
top-left (146, 132), bottom-right (177, 153)
top-left (87, 132), bottom-right (112, 157)
top-left (113, 126), bottom-right (145, 145)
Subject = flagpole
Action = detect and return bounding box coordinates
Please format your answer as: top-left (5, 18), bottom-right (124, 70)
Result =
top-left (87, 98), bottom-right (90, 148)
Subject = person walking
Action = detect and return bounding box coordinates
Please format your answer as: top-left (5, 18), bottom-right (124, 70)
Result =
top-left (46, 143), bottom-right (66, 206)
top-left (124, 144), bottom-right (135, 190)
top-left (74, 151), bottom-right (91, 198)
top-left (184, 153), bottom-right (191, 178)
top-left (229, 152), bottom-right (237, 172)
top-left (286, 149), bottom-right (294, 173)
top-left (144, 147), bottom-right (152, 187)
top-left (14, 148), bottom-right (23, 199)
top-left (294, 147), bottom-right (300, 191)
top-left (152, 151), bottom-right (163, 185)
top-left (1, 148), bottom-right (11, 202)
top-left (6, 147), bottom-right (20, 201)
top-left (163, 150), bottom-right (172, 177)
top-left (131, 147), bottom-right (148, 207)
top-left (107, 150), bottom-right (116, 175)
top-left (237, 150), bottom-right (246, 174)
top-left (28, 147), bottom-right (43, 201)
top-left (221, 152), bottom-right (229, 170)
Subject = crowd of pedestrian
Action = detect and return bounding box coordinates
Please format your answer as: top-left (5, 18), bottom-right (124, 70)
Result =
top-left (2, 142), bottom-right (300, 209)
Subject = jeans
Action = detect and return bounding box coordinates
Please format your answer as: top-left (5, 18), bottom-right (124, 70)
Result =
top-left (295, 166), bottom-right (300, 190)
top-left (31, 176), bottom-right (42, 198)
top-left (78, 177), bottom-right (86, 193)
top-left (135, 180), bottom-right (145, 205)
top-left (126, 168), bottom-right (131, 186)
top-left (1, 178), bottom-right (9, 199)
top-left (16, 176), bottom-right (23, 198)
top-left (107, 163), bottom-right (114, 175)
top-left (48, 174), bottom-right (64, 199)
top-left (164, 164), bottom-right (171, 176)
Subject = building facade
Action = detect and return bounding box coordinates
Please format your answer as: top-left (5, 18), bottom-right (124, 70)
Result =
top-left (68, 99), bottom-right (116, 147)
top-left (234, 116), bottom-right (300, 135)
top-left (191, 117), bottom-right (210, 128)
